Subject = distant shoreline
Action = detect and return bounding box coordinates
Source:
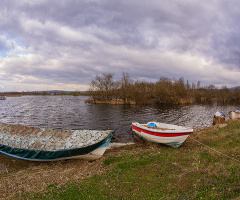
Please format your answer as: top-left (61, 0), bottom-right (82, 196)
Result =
top-left (2, 94), bottom-right (88, 97)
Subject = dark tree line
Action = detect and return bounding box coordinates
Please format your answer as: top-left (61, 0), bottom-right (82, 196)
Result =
top-left (87, 72), bottom-right (240, 105)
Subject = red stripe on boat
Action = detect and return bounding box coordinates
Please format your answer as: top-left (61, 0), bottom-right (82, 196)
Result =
top-left (132, 125), bottom-right (192, 137)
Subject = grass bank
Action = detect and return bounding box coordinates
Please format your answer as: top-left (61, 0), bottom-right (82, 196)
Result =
top-left (1, 120), bottom-right (240, 199)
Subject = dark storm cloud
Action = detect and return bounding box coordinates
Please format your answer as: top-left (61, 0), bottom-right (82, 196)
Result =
top-left (1, 0), bottom-right (240, 91)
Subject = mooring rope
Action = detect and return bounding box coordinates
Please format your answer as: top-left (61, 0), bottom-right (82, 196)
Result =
top-left (189, 136), bottom-right (240, 163)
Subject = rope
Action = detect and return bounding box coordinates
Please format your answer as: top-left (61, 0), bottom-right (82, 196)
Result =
top-left (189, 136), bottom-right (240, 163)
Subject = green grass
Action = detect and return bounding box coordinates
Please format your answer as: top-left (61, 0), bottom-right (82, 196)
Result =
top-left (12, 120), bottom-right (240, 199)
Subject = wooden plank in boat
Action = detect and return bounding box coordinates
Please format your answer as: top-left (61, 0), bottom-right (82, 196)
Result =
top-left (142, 124), bottom-right (175, 130)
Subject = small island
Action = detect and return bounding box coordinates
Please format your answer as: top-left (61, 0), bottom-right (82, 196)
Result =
top-left (85, 72), bottom-right (240, 105)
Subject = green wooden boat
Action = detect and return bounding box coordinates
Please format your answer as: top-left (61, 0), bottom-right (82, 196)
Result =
top-left (0, 123), bottom-right (115, 161)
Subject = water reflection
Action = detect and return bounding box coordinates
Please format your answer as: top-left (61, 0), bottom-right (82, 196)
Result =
top-left (0, 96), bottom-right (239, 142)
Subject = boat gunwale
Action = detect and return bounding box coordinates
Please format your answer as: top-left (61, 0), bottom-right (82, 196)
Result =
top-left (132, 122), bottom-right (193, 134)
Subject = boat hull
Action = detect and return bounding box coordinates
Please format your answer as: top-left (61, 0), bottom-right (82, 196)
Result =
top-left (0, 123), bottom-right (115, 161)
top-left (132, 122), bottom-right (193, 148)
top-left (229, 111), bottom-right (240, 119)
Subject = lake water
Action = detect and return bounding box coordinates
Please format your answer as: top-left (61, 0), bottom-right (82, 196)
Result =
top-left (0, 96), bottom-right (239, 142)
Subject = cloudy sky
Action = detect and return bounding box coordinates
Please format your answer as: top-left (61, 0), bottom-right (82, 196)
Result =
top-left (0, 0), bottom-right (240, 92)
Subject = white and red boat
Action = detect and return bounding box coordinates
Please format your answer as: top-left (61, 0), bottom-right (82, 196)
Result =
top-left (132, 122), bottom-right (193, 148)
top-left (229, 110), bottom-right (240, 119)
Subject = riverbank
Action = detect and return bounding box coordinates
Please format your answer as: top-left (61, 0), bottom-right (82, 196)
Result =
top-left (1, 119), bottom-right (240, 199)
top-left (84, 98), bottom-right (136, 105)
top-left (84, 98), bottom-right (195, 105)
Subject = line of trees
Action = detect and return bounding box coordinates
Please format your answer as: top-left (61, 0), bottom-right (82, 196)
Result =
top-left (87, 72), bottom-right (240, 105)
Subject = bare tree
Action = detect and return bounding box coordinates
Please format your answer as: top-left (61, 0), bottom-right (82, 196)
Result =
top-left (197, 81), bottom-right (201, 89)
top-left (120, 72), bottom-right (134, 103)
top-left (89, 73), bottom-right (118, 101)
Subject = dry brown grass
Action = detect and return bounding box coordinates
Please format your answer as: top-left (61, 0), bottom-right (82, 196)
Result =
top-left (1, 155), bottom-right (101, 199)
top-left (0, 143), bottom-right (142, 199)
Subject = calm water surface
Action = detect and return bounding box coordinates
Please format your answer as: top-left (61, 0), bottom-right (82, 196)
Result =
top-left (0, 96), bottom-right (239, 142)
